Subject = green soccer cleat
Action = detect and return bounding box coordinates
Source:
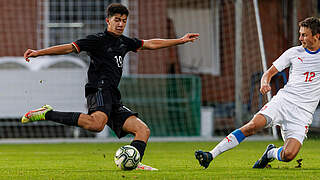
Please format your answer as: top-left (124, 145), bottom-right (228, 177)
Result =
top-left (21, 105), bottom-right (53, 123)
top-left (135, 162), bottom-right (158, 171)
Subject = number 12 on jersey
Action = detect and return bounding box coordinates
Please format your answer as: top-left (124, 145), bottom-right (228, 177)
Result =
top-left (303, 72), bottom-right (315, 82)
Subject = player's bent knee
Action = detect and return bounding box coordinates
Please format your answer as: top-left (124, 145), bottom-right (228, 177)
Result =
top-left (144, 126), bottom-right (150, 137)
top-left (136, 124), bottom-right (150, 138)
top-left (94, 123), bottom-right (106, 132)
top-left (282, 149), bottom-right (297, 162)
top-left (248, 123), bottom-right (258, 134)
top-left (283, 155), bottom-right (295, 162)
top-left (85, 116), bottom-right (106, 132)
top-left (241, 122), bottom-right (258, 136)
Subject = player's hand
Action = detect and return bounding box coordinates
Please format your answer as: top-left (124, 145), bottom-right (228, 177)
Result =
top-left (24, 49), bottom-right (38, 62)
top-left (181, 33), bottom-right (199, 43)
top-left (260, 84), bottom-right (271, 95)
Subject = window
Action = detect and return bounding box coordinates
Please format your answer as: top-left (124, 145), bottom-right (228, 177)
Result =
top-left (167, 0), bottom-right (220, 75)
top-left (44, 0), bottom-right (120, 46)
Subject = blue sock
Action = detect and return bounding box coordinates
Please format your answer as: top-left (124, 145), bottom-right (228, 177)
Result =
top-left (209, 129), bottom-right (246, 159)
top-left (231, 129), bottom-right (246, 143)
top-left (277, 147), bottom-right (283, 161)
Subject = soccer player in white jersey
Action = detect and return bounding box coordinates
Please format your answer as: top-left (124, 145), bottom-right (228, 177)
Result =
top-left (195, 17), bottom-right (320, 169)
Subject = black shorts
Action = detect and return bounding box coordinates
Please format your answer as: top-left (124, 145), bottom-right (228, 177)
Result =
top-left (86, 88), bottom-right (138, 138)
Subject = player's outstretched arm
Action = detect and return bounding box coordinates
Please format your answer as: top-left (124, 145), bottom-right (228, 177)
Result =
top-left (141, 33), bottom-right (199, 50)
top-left (260, 65), bottom-right (279, 95)
top-left (24, 43), bottom-right (77, 62)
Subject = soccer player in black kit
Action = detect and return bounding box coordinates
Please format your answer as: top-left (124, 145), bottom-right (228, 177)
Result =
top-left (22, 3), bottom-right (199, 170)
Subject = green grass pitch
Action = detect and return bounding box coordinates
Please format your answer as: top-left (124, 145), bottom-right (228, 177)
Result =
top-left (0, 140), bottom-right (319, 179)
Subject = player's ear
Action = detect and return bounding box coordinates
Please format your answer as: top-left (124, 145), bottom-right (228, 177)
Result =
top-left (106, 18), bottom-right (110, 24)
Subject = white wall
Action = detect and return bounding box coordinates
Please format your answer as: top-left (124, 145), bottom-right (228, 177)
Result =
top-left (0, 70), bottom-right (87, 118)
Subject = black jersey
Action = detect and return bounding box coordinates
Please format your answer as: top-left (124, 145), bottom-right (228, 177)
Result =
top-left (73, 29), bottom-right (143, 96)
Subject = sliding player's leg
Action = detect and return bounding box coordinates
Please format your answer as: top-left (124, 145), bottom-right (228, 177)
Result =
top-left (253, 124), bottom-right (305, 168)
top-left (253, 137), bottom-right (301, 168)
top-left (279, 138), bottom-right (301, 162)
top-left (253, 102), bottom-right (311, 168)
top-left (195, 114), bottom-right (267, 169)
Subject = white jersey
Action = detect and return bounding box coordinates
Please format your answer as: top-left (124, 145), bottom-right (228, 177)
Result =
top-left (273, 45), bottom-right (320, 114)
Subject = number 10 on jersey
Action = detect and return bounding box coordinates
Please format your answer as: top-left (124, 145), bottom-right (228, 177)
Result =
top-left (114, 56), bottom-right (123, 67)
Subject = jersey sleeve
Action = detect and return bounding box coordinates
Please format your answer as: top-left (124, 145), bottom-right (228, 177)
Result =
top-left (126, 38), bottom-right (144, 52)
top-left (272, 49), bottom-right (292, 72)
top-left (72, 34), bottom-right (101, 53)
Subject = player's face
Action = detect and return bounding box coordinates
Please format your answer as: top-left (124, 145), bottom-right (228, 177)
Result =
top-left (299, 27), bottom-right (319, 51)
top-left (106, 14), bottom-right (127, 36)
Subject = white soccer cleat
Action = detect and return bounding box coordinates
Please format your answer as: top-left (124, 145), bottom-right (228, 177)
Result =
top-left (135, 162), bottom-right (158, 171)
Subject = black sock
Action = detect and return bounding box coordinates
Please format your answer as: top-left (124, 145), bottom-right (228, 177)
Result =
top-left (130, 140), bottom-right (146, 161)
top-left (45, 111), bottom-right (81, 126)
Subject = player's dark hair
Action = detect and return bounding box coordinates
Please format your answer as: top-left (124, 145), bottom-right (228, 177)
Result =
top-left (106, 3), bottom-right (129, 18)
top-left (299, 17), bottom-right (320, 37)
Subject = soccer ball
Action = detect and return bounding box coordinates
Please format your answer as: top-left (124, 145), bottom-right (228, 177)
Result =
top-left (114, 145), bottom-right (140, 170)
